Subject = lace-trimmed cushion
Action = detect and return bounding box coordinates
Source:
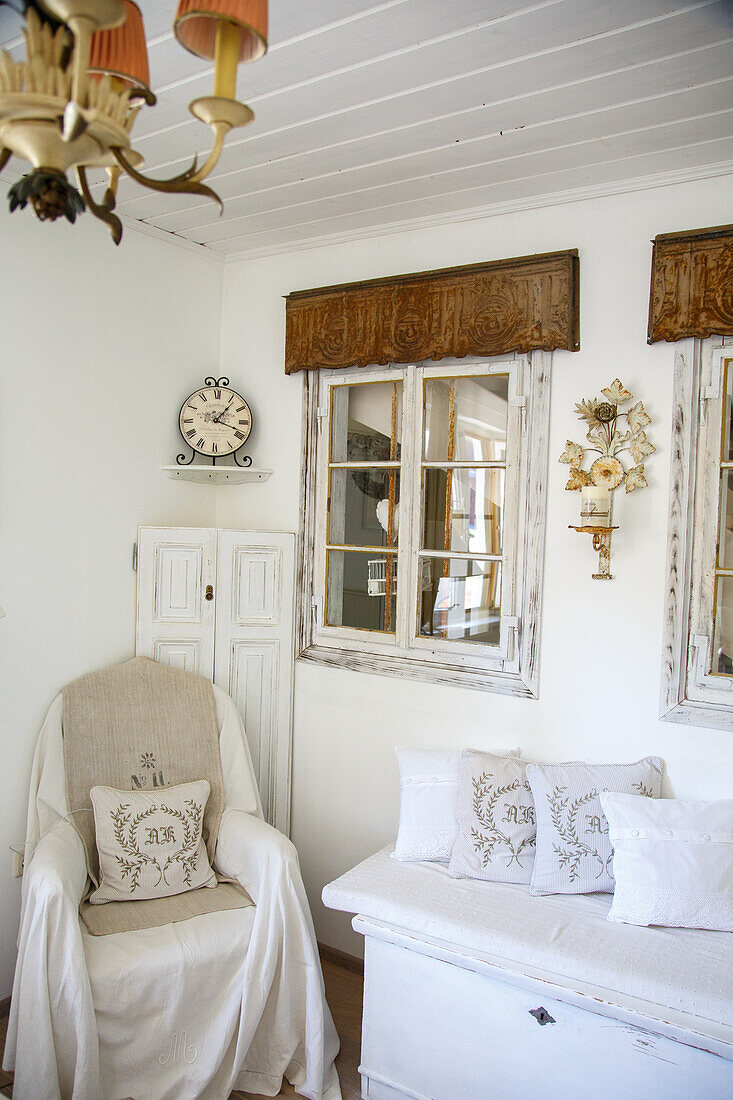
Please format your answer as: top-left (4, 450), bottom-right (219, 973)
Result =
top-left (90, 779), bottom-right (217, 904)
top-left (600, 792), bottom-right (733, 931)
top-left (526, 758), bottom-right (663, 896)
top-left (393, 746), bottom-right (517, 863)
top-left (449, 750), bottom-right (536, 884)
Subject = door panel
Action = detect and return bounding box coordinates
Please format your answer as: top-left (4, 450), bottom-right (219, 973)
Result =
top-left (229, 640), bottom-right (278, 799)
top-left (233, 547), bottom-right (281, 624)
top-left (216, 531), bottom-right (296, 832)
top-left (136, 527), bottom-right (216, 679)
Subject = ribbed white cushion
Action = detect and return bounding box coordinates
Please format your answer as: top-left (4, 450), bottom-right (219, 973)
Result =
top-left (393, 746), bottom-right (517, 863)
top-left (527, 757), bottom-right (663, 895)
top-left (600, 792), bottom-right (733, 931)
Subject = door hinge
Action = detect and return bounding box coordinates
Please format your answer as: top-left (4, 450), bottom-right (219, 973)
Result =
top-left (311, 595), bottom-right (323, 629)
top-left (691, 634), bottom-right (710, 682)
top-left (132, 542), bottom-right (138, 572)
top-left (700, 357), bottom-right (723, 406)
top-left (500, 614), bottom-right (520, 661)
top-left (316, 406), bottom-right (328, 431)
top-left (510, 395), bottom-right (526, 428)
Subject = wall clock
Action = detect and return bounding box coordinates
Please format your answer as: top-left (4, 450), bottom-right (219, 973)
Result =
top-left (177, 376), bottom-right (253, 467)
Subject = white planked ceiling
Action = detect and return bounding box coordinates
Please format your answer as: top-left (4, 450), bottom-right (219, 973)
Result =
top-left (1, 0), bottom-right (732, 259)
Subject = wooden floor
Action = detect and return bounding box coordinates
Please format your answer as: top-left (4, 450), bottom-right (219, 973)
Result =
top-left (0, 954), bottom-right (363, 1100)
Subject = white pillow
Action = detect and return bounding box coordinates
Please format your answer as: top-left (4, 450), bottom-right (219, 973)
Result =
top-left (393, 746), bottom-right (517, 863)
top-left (449, 750), bottom-right (535, 883)
top-left (526, 757), bottom-right (663, 895)
top-left (600, 792), bottom-right (733, 932)
top-left (90, 779), bottom-right (217, 904)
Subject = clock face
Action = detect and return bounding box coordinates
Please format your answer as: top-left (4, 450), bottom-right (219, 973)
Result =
top-left (179, 385), bottom-right (253, 457)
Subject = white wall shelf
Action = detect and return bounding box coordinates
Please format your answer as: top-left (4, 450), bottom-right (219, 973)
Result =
top-left (162, 465), bottom-right (272, 484)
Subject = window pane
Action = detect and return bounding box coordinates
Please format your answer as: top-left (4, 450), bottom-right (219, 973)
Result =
top-left (718, 470), bottom-right (733, 568)
top-left (723, 362), bottom-right (733, 462)
top-left (423, 375), bottom-right (508, 462)
top-left (422, 467), bottom-right (504, 555)
top-left (329, 468), bottom-right (400, 548)
top-left (330, 380), bottom-right (402, 463)
top-left (712, 576), bottom-right (733, 673)
top-left (417, 557), bottom-right (501, 645)
top-left (326, 549), bottom-right (397, 633)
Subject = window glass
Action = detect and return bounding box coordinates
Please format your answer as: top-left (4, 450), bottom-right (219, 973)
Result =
top-left (326, 549), bottom-right (397, 633)
top-left (417, 557), bottom-right (501, 646)
top-left (328, 468), bottom-right (400, 549)
top-left (330, 380), bottom-right (402, 463)
top-left (712, 576), bottom-right (733, 674)
top-left (716, 469), bottom-right (733, 569)
top-left (710, 358), bottom-right (733, 675)
top-left (423, 375), bottom-right (508, 462)
top-left (722, 363), bottom-right (733, 462)
top-left (422, 467), bottom-right (504, 555)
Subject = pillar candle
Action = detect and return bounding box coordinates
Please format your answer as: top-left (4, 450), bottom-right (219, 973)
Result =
top-left (580, 484), bottom-right (611, 526)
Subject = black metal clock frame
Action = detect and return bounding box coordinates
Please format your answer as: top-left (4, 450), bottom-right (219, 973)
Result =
top-left (176, 376), bottom-right (253, 467)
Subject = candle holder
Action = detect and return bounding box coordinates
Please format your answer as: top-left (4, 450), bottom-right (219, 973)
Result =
top-left (559, 379), bottom-right (655, 580)
top-left (568, 525), bottom-right (619, 579)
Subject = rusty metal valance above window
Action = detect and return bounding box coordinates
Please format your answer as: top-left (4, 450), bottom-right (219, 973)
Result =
top-left (284, 250), bottom-right (579, 374)
top-left (648, 224), bottom-right (733, 344)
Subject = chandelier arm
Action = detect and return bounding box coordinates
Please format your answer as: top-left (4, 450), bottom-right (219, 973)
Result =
top-left (76, 166), bottom-right (123, 246)
top-left (187, 122), bottom-right (228, 184)
top-left (111, 148), bottom-right (224, 213)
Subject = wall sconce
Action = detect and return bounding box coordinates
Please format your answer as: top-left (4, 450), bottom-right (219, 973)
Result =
top-left (559, 379), bottom-right (655, 579)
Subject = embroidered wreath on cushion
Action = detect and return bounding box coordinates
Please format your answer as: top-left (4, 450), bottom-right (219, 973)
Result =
top-left (548, 781), bottom-right (655, 882)
top-left (548, 786), bottom-right (609, 883)
top-left (110, 798), bottom-right (203, 892)
top-left (470, 772), bottom-right (536, 869)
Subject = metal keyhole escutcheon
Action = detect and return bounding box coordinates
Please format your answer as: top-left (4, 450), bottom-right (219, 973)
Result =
top-left (205, 585), bottom-right (214, 601)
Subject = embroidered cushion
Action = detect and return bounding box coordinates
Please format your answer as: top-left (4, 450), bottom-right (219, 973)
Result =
top-left (449, 750), bottom-right (536, 884)
top-left (393, 746), bottom-right (518, 863)
top-left (526, 757), bottom-right (663, 896)
top-left (600, 792), bottom-right (733, 931)
top-left (89, 779), bottom-right (217, 904)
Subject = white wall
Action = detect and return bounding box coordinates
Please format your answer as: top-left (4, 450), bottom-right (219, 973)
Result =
top-left (0, 211), bottom-right (224, 995)
top-left (219, 174), bottom-right (733, 958)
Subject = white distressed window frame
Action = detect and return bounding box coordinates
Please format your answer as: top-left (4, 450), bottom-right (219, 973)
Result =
top-left (660, 335), bottom-right (733, 729)
top-left (296, 351), bottom-right (552, 698)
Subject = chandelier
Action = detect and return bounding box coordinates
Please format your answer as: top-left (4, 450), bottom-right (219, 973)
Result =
top-left (0, 0), bottom-right (267, 243)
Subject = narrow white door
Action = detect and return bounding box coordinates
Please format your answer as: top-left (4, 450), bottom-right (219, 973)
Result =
top-left (214, 531), bottom-right (296, 833)
top-left (136, 526), bottom-right (216, 678)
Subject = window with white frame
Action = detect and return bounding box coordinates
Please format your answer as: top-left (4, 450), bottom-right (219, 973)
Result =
top-left (298, 352), bottom-right (551, 696)
top-left (661, 336), bottom-right (733, 728)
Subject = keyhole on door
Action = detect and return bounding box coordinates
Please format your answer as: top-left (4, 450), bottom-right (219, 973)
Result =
top-left (205, 585), bottom-right (214, 601)
top-left (529, 1007), bottom-right (555, 1026)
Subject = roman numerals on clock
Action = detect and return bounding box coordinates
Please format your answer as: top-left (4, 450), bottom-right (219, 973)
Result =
top-left (178, 380), bottom-right (254, 462)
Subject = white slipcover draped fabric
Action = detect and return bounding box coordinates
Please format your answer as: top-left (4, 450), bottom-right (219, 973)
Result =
top-left (4, 685), bottom-right (341, 1100)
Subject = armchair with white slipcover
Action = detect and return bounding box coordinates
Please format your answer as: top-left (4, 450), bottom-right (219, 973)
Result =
top-left (3, 682), bottom-right (341, 1100)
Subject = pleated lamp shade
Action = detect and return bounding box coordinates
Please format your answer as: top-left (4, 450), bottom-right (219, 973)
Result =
top-left (174, 0), bottom-right (268, 63)
top-left (89, 0), bottom-right (155, 105)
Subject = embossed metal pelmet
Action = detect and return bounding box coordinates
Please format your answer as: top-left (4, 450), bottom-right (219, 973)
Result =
top-left (284, 250), bottom-right (579, 373)
top-left (648, 224), bottom-right (733, 344)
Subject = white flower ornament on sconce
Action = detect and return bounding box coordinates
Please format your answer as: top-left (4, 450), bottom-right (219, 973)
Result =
top-left (559, 379), bottom-right (654, 580)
